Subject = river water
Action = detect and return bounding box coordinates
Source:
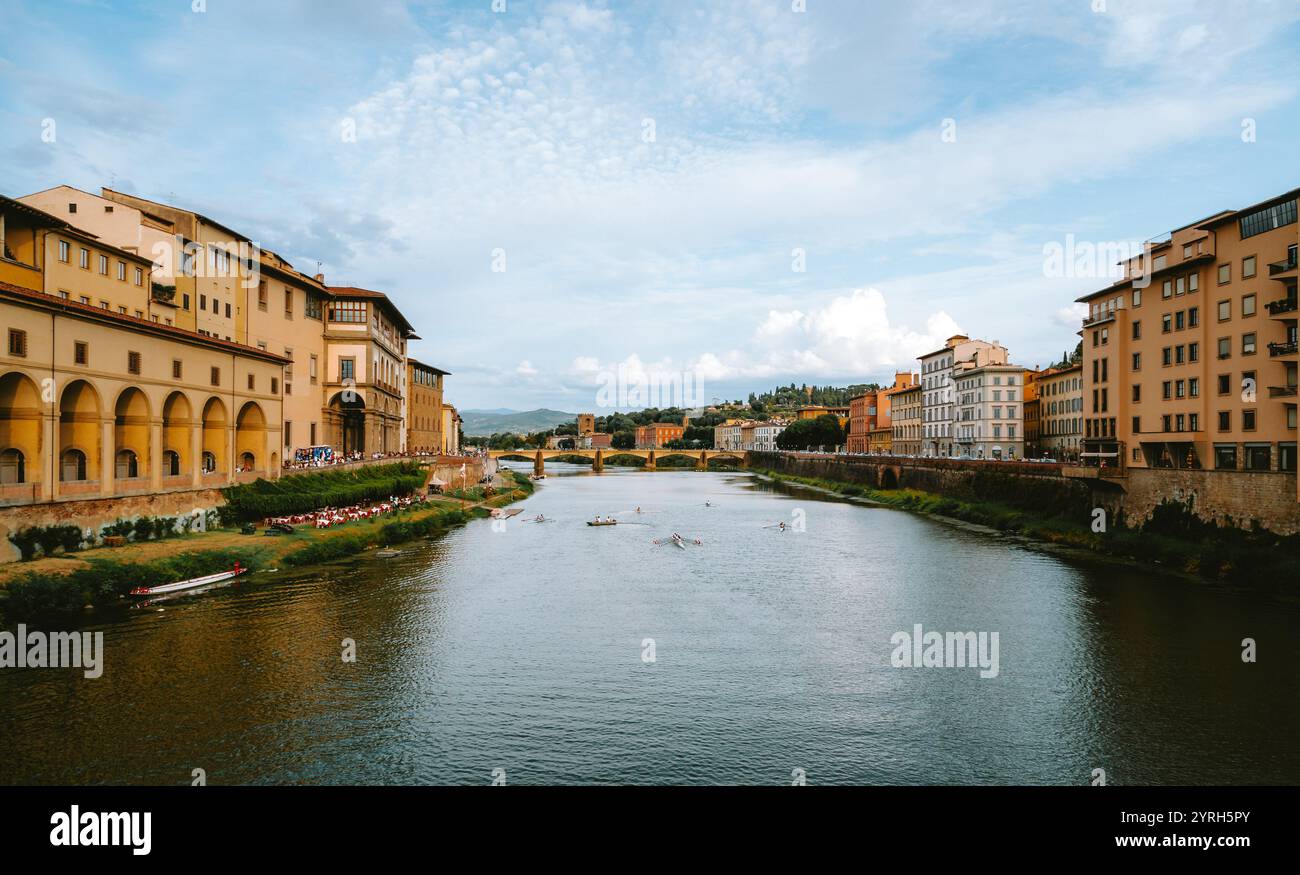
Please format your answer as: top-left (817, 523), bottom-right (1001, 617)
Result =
top-left (2, 464), bottom-right (1297, 785)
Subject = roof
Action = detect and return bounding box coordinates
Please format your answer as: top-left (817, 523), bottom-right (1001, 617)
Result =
top-left (0, 280), bottom-right (291, 365)
top-left (327, 285), bottom-right (416, 335)
top-left (407, 357), bottom-right (450, 376)
top-left (1, 194), bottom-right (70, 229)
top-left (101, 187), bottom-right (251, 243)
top-left (1197, 186), bottom-right (1300, 229)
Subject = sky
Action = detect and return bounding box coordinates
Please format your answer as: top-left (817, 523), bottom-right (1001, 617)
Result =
top-left (2, 0), bottom-right (1300, 412)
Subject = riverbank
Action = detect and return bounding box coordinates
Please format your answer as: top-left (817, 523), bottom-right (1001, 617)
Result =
top-left (751, 466), bottom-right (1300, 589)
top-left (0, 470), bottom-right (534, 617)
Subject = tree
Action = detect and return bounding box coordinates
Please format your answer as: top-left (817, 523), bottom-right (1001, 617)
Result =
top-left (611, 431), bottom-right (636, 450)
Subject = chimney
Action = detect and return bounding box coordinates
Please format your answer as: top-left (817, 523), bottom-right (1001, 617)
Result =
top-left (314, 273), bottom-right (325, 283)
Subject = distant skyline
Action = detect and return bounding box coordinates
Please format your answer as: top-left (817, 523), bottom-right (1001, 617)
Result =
top-left (2, 0), bottom-right (1299, 409)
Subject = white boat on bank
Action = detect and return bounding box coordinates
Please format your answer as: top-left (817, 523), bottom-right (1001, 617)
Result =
top-left (129, 563), bottom-right (249, 597)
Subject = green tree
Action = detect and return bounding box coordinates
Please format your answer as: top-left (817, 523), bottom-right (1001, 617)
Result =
top-left (611, 431), bottom-right (636, 450)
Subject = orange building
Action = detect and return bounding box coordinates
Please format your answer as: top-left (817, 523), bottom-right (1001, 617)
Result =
top-left (847, 372), bottom-right (917, 453)
top-left (635, 423), bottom-right (685, 448)
top-left (1077, 186), bottom-right (1297, 496)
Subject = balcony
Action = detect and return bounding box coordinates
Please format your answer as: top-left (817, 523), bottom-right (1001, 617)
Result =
top-left (1268, 340), bottom-right (1298, 357)
top-left (1268, 386), bottom-right (1298, 398)
top-left (1268, 251), bottom-right (1298, 277)
top-left (1266, 296), bottom-right (1298, 317)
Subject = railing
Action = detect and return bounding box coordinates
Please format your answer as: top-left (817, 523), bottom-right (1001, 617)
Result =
top-left (1268, 341), bottom-right (1298, 357)
top-left (1268, 253), bottom-right (1298, 275)
top-left (1266, 296), bottom-right (1298, 315)
top-left (1267, 386), bottom-right (1298, 398)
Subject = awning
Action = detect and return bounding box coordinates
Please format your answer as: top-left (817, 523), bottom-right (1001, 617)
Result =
top-left (428, 477), bottom-right (447, 486)
top-left (1079, 451), bottom-right (1119, 458)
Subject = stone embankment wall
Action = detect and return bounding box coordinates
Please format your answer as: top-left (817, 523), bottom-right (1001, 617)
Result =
top-left (748, 452), bottom-right (1300, 535)
top-left (0, 488), bottom-right (227, 563)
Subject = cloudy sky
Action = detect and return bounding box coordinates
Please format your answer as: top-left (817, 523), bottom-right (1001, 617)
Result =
top-left (2, 0), bottom-right (1299, 411)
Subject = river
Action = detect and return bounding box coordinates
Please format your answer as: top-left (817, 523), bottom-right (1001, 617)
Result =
top-left (2, 463), bottom-right (1297, 785)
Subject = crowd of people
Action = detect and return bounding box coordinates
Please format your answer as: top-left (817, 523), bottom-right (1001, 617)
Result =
top-left (280, 448), bottom-right (473, 471)
top-left (265, 493), bottom-right (428, 529)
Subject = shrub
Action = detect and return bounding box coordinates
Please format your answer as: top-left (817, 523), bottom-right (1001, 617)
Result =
top-left (219, 462), bottom-right (428, 523)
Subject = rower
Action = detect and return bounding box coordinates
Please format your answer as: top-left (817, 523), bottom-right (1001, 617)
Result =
top-left (778, 521), bottom-right (786, 532)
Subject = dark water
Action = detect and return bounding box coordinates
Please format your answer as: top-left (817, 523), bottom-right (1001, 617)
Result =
top-left (2, 464), bottom-right (1297, 786)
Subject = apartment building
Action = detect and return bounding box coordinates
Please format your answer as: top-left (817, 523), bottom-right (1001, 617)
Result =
top-left (1078, 187), bottom-right (1298, 489)
top-left (406, 358), bottom-right (448, 454)
top-left (742, 420), bottom-right (787, 452)
top-left (1039, 364), bottom-right (1083, 461)
top-left (891, 383), bottom-right (923, 455)
top-left (0, 196), bottom-right (287, 504)
top-left (847, 392), bottom-right (876, 453)
top-left (714, 420), bottom-right (744, 451)
top-left (920, 335), bottom-right (1008, 457)
top-left (441, 404), bottom-right (462, 454)
top-left (953, 363), bottom-right (1026, 460)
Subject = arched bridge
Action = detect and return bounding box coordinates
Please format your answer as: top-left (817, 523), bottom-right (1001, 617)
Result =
top-left (488, 447), bottom-right (748, 475)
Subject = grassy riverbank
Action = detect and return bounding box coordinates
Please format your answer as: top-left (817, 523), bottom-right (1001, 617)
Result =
top-left (753, 467), bottom-right (1300, 586)
top-left (0, 469), bottom-right (534, 618)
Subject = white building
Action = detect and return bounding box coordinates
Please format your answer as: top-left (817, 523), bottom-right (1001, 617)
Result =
top-left (714, 421), bottom-right (744, 451)
top-left (919, 335), bottom-right (1008, 457)
top-left (743, 421), bottom-right (787, 452)
top-left (954, 363), bottom-right (1027, 460)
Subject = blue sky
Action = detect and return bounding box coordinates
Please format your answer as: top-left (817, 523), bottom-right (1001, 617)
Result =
top-left (3, 0), bottom-right (1300, 411)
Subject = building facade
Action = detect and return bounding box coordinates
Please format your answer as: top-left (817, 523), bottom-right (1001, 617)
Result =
top-left (920, 335), bottom-right (1008, 457)
top-left (1039, 364), bottom-right (1083, 461)
top-left (953, 363), bottom-right (1026, 460)
top-left (1078, 187), bottom-right (1297, 494)
top-left (636, 423), bottom-right (685, 448)
top-left (405, 359), bottom-right (447, 454)
top-left (891, 383), bottom-right (923, 455)
top-left (1, 197), bottom-right (287, 505)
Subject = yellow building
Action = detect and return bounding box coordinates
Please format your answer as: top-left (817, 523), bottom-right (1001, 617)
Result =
top-left (322, 286), bottom-right (415, 455)
top-left (441, 403), bottom-right (462, 455)
top-left (1, 196), bottom-right (286, 506)
top-left (406, 358), bottom-right (448, 454)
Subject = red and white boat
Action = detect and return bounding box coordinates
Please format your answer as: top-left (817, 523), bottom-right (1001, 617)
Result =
top-left (129, 563), bottom-right (248, 597)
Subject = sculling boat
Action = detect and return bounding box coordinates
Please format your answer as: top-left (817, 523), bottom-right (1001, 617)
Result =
top-left (586, 520), bottom-right (618, 526)
top-left (129, 563), bottom-right (248, 597)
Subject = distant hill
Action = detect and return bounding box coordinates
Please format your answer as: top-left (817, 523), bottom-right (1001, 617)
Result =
top-left (461, 408), bottom-right (578, 436)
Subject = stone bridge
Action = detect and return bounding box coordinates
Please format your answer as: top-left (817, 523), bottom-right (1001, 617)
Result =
top-left (488, 447), bottom-right (748, 475)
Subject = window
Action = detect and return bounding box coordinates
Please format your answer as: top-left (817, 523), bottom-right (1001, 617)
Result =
top-left (1132, 415), bottom-right (1141, 433)
top-left (1218, 300), bottom-right (1231, 320)
top-left (1183, 244), bottom-right (1193, 259)
top-left (1162, 314), bottom-right (1172, 333)
top-left (200, 294), bottom-right (207, 310)
top-left (1280, 444), bottom-right (1297, 473)
top-left (1132, 384), bottom-right (1141, 402)
top-left (8, 329), bottom-right (27, 357)
top-left (1189, 342), bottom-right (1199, 362)
top-left (1153, 254), bottom-right (1167, 271)
top-left (258, 281), bottom-right (268, 311)
top-left (309, 354), bottom-right (318, 384)
top-left (134, 267), bottom-right (143, 286)
top-left (1132, 321), bottom-right (1141, 340)
top-left (1189, 378), bottom-right (1199, 397)
top-left (183, 294), bottom-right (191, 310)
top-left (1161, 414), bottom-right (1171, 432)
top-left (1244, 445), bottom-right (1270, 470)
top-left (339, 358), bottom-right (355, 381)
top-left (1189, 306), bottom-right (1199, 327)
top-left (271, 377), bottom-right (279, 395)
top-left (1176, 277), bottom-right (1185, 296)
top-left (173, 360), bottom-right (182, 379)
top-left (1132, 352), bottom-right (1141, 370)
top-left (211, 366), bottom-right (221, 387)
top-left (68, 202), bottom-right (77, 214)
top-left (79, 248), bottom-right (89, 269)
top-left (1162, 347), bottom-right (1172, 366)
top-left (116, 261), bottom-right (126, 281)
top-left (1238, 199), bottom-right (1297, 239)
top-left (1189, 273), bottom-right (1198, 292)
top-left (1218, 411), bottom-right (1231, 431)
top-left (1189, 413), bottom-right (1199, 432)
top-left (1218, 374), bottom-right (1231, 395)
top-left (1242, 294), bottom-right (1256, 317)
top-left (1162, 381), bottom-right (1172, 400)
top-left (1218, 264), bottom-right (1230, 284)
top-left (1215, 445), bottom-right (1237, 470)
top-left (1243, 333), bottom-right (1256, 355)
top-left (74, 341), bottom-right (88, 365)
top-left (58, 240), bottom-right (69, 262)
top-left (1218, 338), bottom-right (1231, 359)
top-left (1176, 345), bottom-right (1185, 364)
top-left (1162, 280), bottom-right (1172, 299)
top-left (1243, 255), bottom-right (1257, 278)
top-left (247, 374), bottom-right (255, 391)
top-left (284, 288), bottom-right (294, 318)
top-left (306, 294), bottom-right (322, 320)
top-left (1243, 409), bottom-right (1256, 431)
top-left (98, 254), bottom-right (108, 275)
top-left (328, 300), bottom-right (367, 323)
top-left (1132, 288), bottom-right (1142, 307)
top-left (127, 351), bottom-right (141, 374)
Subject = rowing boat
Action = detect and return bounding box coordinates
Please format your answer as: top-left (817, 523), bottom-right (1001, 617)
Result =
top-left (129, 563), bottom-right (248, 597)
top-left (587, 520), bottom-right (618, 526)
